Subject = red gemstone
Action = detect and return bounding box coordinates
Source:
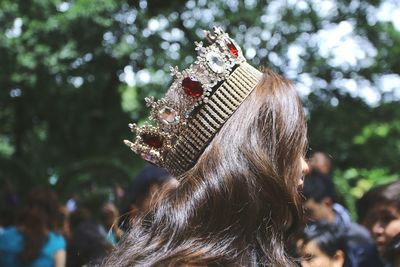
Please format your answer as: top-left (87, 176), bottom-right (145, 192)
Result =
top-left (227, 41), bottom-right (238, 58)
top-left (141, 134), bottom-right (163, 148)
top-left (182, 77), bottom-right (203, 98)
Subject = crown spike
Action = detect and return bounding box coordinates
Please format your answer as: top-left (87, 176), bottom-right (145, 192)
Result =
top-left (203, 30), bottom-right (216, 44)
top-left (145, 96), bottom-right (156, 108)
top-left (194, 41), bottom-right (203, 50)
top-left (169, 66), bottom-right (180, 77)
top-left (213, 26), bottom-right (224, 35)
top-left (128, 123), bottom-right (137, 133)
top-left (124, 139), bottom-right (134, 148)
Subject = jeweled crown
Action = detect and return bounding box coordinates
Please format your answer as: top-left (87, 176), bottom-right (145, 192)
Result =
top-left (124, 27), bottom-right (262, 175)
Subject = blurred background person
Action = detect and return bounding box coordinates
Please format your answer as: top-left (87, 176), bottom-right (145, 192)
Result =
top-left (297, 222), bottom-right (348, 267)
top-left (306, 151), bottom-right (352, 227)
top-left (66, 207), bottom-right (113, 267)
top-left (356, 183), bottom-right (386, 226)
top-left (0, 187), bottom-right (66, 267)
top-left (0, 178), bottom-right (19, 233)
top-left (358, 181), bottom-right (400, 266)
top-left (120, 164), bottom-right (177, 227)
top-left (303, 175), bottom-right (351, 228)
top-left (308, 151), bottom-right (333, 177)
top-left (302, 175), bottom-right (382, 267)
top-left (100, 202), bottom-right (123, 245)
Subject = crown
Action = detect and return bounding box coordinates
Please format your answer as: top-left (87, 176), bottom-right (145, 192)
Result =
top-left (124, 27), bottom-right (262, 175)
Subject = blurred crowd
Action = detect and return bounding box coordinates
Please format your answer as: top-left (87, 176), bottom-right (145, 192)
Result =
top-left (0, 153), bottom-right (399, 267)
top-left (0, 165), bottom-right (177, 267)
top-left (296, 152), bottom-right (400, 267)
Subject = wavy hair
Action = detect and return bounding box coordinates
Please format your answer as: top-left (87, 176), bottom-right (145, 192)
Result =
top-left (103, 69), bottom-right (307, 266)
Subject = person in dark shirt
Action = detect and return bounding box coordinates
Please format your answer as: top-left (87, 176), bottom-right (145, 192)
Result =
top-left (303, 175), bottom-right (382, 267)
top-left (359, 181), bottom-right (400, 266)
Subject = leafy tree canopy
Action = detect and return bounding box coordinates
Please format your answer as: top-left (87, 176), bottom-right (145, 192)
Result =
top-left (0, 0), bottom-right (399, 205)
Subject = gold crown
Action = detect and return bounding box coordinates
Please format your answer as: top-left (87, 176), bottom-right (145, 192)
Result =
top-left (124, 27), bottom-right (262, 175)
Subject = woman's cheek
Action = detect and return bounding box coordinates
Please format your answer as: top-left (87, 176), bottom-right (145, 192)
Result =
top-left (385, 219), bottom-right (400, 239)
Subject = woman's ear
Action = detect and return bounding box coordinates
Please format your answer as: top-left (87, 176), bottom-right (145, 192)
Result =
top-left (333, 250), bottom-right (345, 267)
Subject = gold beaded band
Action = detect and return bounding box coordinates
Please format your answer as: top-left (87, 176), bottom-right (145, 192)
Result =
top-left (164, 62), bottom-right (262, 175)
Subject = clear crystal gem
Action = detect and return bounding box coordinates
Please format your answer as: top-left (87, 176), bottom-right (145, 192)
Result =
top-left (159, 107), bottom-right (179, 125)
top-left (206, 51), bottom-right (224, 73)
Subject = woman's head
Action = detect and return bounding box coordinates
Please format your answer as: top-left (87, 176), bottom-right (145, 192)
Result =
top-left (26, 186), bottom-right (62, 231)
top-left (297, 222), bottom-right (347, 267)
top-left (106, 69), bottom-right (307, 267)
top-left (361, 181), bottom-right (400, 256)
top-left (177, 69), bottom-right (308, 262)
top-left (129, 165), bottom-right (173, 211)
top-left (184, 68), bottom-right (307, 231)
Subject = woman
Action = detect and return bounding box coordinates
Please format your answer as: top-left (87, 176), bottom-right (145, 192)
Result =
top-left (0, 187), bottom-right (66, 267)
top-left (360, 181), bottom-right (400, 265)
top-left (297, 222), bottom-right (348, 267)
top-left (105, 27), bottom-right (308, 266)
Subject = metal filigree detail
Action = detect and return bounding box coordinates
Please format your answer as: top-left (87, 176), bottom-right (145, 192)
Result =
top-left (124, 26), bottom-right (259, 172)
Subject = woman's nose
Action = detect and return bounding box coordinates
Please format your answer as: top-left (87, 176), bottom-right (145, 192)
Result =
top-left (301, 157), bottom-right (309, 176)
top-left (372, 222), bottom-right (384, 236)
top-left (298, 157), bottom-right (309, 187)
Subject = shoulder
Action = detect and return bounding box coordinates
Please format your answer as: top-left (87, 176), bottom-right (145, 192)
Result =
top-left (346, 222), bottom-right (373, 243)
top-left (344, 224), bottom-right (384, 267)
top-left (0, 226), bottom-right (23, 251)
top-left (332, 203), bottom-right (352, 225)
top-left (49, 232), bottom-right (66, 250)
top-left (43, 232), bottom-right (66, 254)
top-left (0, 226), bottom-right (20, 237)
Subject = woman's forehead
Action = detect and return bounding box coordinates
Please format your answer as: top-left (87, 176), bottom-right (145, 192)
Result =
top-left (367, 203), bottom-right (400, 218)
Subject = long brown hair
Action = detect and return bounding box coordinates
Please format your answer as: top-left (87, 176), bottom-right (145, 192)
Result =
top-left (103, 69), bottom-right (307, 266)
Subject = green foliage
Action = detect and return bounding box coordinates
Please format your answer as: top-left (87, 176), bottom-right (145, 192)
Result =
top-left (334, 168), bottom-right (398, 220)
top-left (307, 95), bottom-right (400, 173)
top-left (0, 0), bottom-right (399, 204)
top-left (0, 136), bottom-right (14, 157)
